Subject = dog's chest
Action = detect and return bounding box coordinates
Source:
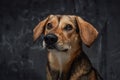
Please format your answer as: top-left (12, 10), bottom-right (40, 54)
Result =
top-left (48, 51), bottom-right (70, 71)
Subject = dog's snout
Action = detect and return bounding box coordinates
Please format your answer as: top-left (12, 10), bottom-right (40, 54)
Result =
top-left (44, 34), bottom-right (58, 45)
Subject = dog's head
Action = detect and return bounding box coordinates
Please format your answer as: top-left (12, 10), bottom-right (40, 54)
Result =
top-left (33, 15), bottom-right (98, 52)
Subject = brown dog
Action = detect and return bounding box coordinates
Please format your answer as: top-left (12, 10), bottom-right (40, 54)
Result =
top-left (33, 15), bottom-right (102, 80)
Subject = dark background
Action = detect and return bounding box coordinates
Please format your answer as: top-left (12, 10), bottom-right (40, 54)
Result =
top-left (0, 0), bottom-right (120, 80)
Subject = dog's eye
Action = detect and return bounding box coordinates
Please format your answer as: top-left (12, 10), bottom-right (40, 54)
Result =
top-left (64, 24), bottom-right (73, 31)
top-left (46, 23), bottom-right (53, 30)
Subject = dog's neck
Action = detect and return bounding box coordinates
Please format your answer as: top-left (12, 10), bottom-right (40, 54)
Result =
top-left (47, 49), bottom-right (93, 80)
top-left (47, 47), bottom-right (82, 73)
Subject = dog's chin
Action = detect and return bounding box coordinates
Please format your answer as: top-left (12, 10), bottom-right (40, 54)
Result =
top-left (46, 45), bottom-right (68, 52)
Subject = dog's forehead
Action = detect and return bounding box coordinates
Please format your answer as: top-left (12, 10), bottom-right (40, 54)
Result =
top-left (49, 15), bottom-right (75, 23)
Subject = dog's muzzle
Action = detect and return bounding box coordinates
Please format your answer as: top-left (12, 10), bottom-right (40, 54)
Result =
top-left (44, 33), bottom-right (58, 48)
top-left (44, 33), bottom-right (68, 52)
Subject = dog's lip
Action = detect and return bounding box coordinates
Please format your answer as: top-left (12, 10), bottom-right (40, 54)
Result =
top-left (56, 48), bottom-right (68, 52)
top-left (46, 44), bottom-right (55, 49)
top-left (54, 48), bottom-right (68, 52)
top-left (46, 44), bottom-right (68, 52)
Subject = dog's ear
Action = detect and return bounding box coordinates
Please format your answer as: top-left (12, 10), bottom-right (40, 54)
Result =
top-left (75, 16), bottom-right (98, 47)
top-left (33, 17), bottom-right (49, 41)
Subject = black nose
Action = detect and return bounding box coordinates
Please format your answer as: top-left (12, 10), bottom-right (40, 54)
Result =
top-left (44, 34), bottom-right (58, 45)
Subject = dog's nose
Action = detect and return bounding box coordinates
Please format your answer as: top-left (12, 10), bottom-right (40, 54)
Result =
top-left (44, 34), bottom-right (58, 45)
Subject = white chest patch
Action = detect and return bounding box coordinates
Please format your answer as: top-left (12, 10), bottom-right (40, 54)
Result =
top-left (49, 50), bottom-right (70, 71)
top-left (49, 50), bottom-right (71, 78)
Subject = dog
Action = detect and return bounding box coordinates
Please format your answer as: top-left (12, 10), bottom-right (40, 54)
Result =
top-left (33, 15), bottom-right (102, 80)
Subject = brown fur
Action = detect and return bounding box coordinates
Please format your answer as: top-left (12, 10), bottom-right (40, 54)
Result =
top-left (33, 15), bottom-right (101, 80)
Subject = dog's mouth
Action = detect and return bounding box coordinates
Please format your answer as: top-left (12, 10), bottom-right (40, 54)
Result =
top-left (46, 44), bottom-right (68, 52)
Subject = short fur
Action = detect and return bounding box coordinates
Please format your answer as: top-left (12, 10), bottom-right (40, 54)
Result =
top-left (33, 15), bottom-right (102, 80)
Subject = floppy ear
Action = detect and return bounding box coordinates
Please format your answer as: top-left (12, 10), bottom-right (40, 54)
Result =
top-left (33, 17), bottom-right (49, 41)
top-left (75, 16), bottom-right (98, 47)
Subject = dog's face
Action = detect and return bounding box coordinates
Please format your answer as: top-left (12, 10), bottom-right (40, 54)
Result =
top-left (33, 15), bottom-right (98, 53)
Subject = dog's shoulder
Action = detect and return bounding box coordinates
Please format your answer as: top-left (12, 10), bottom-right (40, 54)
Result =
top-left (69, 52), bottom-right (102, 80)
top-left (70, 52), bottom-right (92, 74)
top-left (68, 52), bottom-right (92, 79)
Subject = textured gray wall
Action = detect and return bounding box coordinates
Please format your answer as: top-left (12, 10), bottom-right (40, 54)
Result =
top-left (0, 0), bottom-right (120, 80)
